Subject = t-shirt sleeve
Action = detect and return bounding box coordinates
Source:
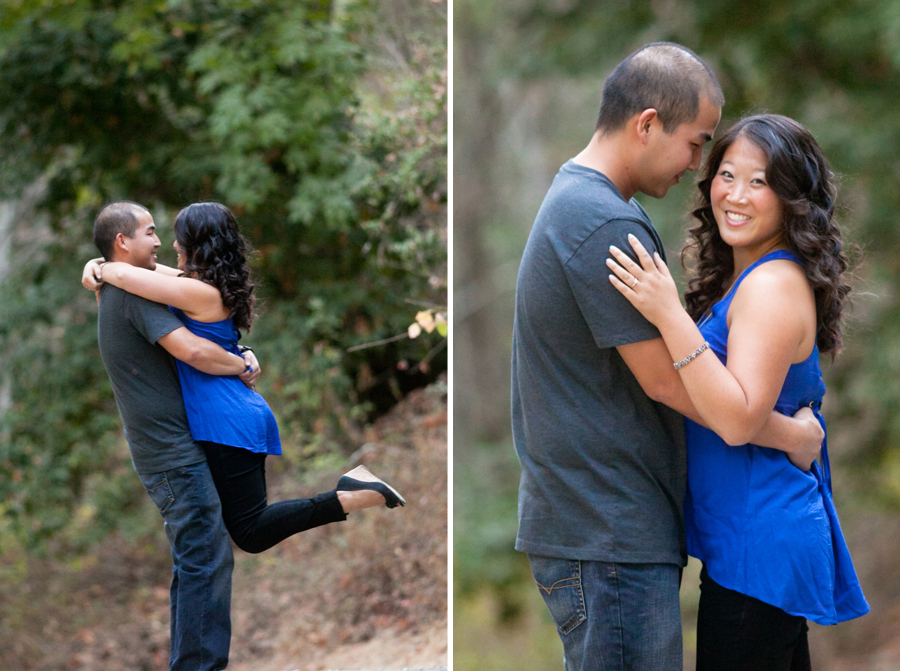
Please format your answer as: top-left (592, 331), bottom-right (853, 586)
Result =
top-left (124, 294), bottom-right (186, 345)
top-left (564, 218), bottom-right (663, 349)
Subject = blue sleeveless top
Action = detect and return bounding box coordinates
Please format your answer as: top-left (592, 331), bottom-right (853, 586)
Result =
top-left (170, 307), bottom-right (281, 456)
top-left (684, 250), bottom-right (868, 625)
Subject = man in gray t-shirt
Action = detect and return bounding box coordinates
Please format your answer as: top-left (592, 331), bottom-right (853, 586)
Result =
top-left (89, 201), bottom-right (254, 671)
top-left (98, 285), bottom-right (206, 474)
top-left (513, 162), bottom-right (688, 567)
top-left (512, 43), bottom-right (822, 671)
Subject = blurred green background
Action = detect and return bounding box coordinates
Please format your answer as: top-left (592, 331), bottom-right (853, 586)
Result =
top-left (454, 1), bottom-right (900, 669)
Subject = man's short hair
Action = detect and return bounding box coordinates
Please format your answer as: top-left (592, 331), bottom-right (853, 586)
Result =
top-left (93, 201), bottom-right (150, 260)
top-left (595, 42), bottom-right (724, 135)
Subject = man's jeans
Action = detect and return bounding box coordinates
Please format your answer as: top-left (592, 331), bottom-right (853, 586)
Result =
top-left (140, 461), bottom-right (234, 671)
top-left (528, 555), bottom-right (682, 671)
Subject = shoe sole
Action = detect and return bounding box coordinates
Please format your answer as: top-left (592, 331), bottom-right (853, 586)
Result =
top-left (337, 474), bottom-right (406, 508)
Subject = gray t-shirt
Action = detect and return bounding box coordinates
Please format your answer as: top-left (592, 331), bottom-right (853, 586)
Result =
top-left (98, 285), bottom-right (205, 475)
top-left (511, 160), bottom-right (687, 565)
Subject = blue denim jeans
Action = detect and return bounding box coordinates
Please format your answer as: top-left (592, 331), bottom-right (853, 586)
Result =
top-left (528, 555), bottom-right (682, 671)
top-left (139, 461), bottom-right (234, 671)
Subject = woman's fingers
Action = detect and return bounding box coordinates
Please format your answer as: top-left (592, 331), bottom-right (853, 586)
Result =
top-left (610, 235), bottom-right (675, 297)
top-left (608, 244), bottom-right (643, 276)
top-left (610, 235), bottom-right (660, 279)
top-left (605, 256), bottom-right (634, 285)
top-left (653, 251), bottom-right (672, 278)
top-left (608, 273), bottom-right (636, 300)
top-left (627, 234), bottom-right (656, 271)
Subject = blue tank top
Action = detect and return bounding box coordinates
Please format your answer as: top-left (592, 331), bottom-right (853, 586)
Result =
top-left (684, 250), bottom-right (868, 625)
top-left (170, 307), bottom-right (281, 455)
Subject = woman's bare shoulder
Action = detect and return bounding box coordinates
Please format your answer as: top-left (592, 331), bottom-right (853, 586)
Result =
top-left (729, 257), bottom-right (816, 351)
top-left (737, 257), bottom-right (813, 303)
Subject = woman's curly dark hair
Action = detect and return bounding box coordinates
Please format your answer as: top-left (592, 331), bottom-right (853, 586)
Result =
top-left (175, 202), bottom-right (256, 331)
top-left (682, 114), bottom-right (850, 355)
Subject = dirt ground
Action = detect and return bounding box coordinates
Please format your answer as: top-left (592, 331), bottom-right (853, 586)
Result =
top-left (232, 623), bottom-right (447, 671)
top-left (0, 381), bottom-right (447, 671)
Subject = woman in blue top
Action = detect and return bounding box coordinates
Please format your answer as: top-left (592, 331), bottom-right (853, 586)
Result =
top-left (86, 202), bottom-right (404, 554)
top-left (606, 115), bottom-right (868, 669)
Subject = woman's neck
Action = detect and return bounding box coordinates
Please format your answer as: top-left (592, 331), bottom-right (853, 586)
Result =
top-left (731, 241), bottom-right (788, 281)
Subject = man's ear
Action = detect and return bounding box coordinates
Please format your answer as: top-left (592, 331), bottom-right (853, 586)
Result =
top-left (635, 108), bottom-right (659, 144)
top-left (114, 232), bottom-right (130, 253)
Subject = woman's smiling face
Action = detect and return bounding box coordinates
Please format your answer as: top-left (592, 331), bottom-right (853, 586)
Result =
top-left (710, 134), bottom-right (785, 266)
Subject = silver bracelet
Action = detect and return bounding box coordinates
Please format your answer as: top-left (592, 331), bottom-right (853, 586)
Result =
top-left (673, 341), bottom-right (709, 370)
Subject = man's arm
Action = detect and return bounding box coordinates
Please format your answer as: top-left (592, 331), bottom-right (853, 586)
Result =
top-left (159, 328), bottom-right (262, 389)
top-left (158, 327), bottom-right (247, 376)
top-left (618, 337), bottom-right (702, 421)
top-left (617, 337), bottom-right (823, 469)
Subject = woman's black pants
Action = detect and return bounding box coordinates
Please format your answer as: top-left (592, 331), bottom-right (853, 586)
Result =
top-left (199, 441), bottom-right (347, 554)
top-left (696, 565), bottom-right (812, 671)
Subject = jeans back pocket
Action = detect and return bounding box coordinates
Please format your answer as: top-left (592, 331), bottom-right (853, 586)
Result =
top-left (529, 555), bottom-right (587, 635)
top-left (140, 472), bottom-right (175, 515)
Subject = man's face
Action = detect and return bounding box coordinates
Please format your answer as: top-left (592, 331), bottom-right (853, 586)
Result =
top-left (122, 211), bottom-right (160, 270)
top-left (637, 96), bottom-right (722, 199)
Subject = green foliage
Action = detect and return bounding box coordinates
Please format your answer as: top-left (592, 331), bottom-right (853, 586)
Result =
top-left (0, 0), bottom-right (446, 551)
top-left (0, 210), bottom-right (130, 548)
top-left (454, 441), bottom-right (524, 598)
top-left (454, 579), bottom-right (563, 671)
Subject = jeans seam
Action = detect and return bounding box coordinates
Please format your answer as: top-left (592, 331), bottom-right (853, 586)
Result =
top-left (181, 465), bottom-right (209, 671)
top-left (537, 575), bottom-right (581, 594)
top-left (575, 560), bottom-right (585, 623)
top-left (197, 467), bottom-right (210, 671)
top-left (565, 560), bottom-right (586, 636)
top-left (612, 563), bottom-right (625, 670)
